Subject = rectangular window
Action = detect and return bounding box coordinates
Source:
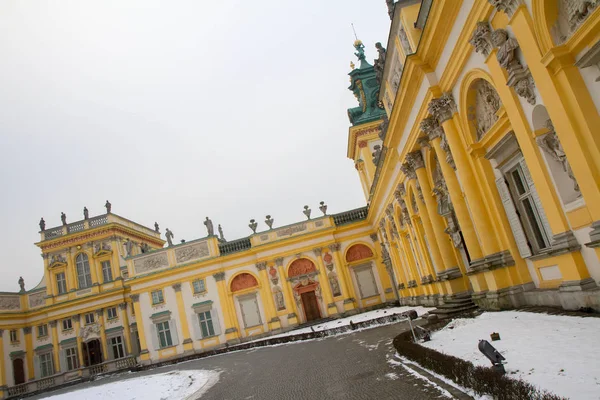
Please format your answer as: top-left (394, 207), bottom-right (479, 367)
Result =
top-left (37, 324), bottom-right (48, 338)
top-left (192, 279), bottom-right (206, 294)
top-left (65, 347), bottom-right (79, 371)
top-left (56, 272), bottom-right (67, 295)
top-left (156, 321), bottom-right (173, 348)
top-left (84, 313), bottom-right (95, 325)
top-left (151, 290), bottom-right (164, 305)
top-left (198, 311), bottom-right (215, 338)
top-left (110, 336), bottom-right (125, 359)
top-left (101, 261), bottom-right (113, 283)
top-left (106, 307), bottom-right (118, 320)
top-left (506, 165), bottom-right (551, 253)
top-left (39, 353), bottom-right (54, 377)
top-left (10, 329), bottom-right (18, 343)
top-left (62, 318), bottom-right (73, 331)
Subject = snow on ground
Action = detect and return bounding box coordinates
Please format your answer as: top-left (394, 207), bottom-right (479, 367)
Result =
top-left (421, 311), bottom-right (600, 400)
top-left (42, 370), bottom-right (220, 400)
top-left (260, 306), bottom-right (431, 341)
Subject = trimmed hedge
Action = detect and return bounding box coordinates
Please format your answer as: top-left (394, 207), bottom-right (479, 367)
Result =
top-left (393, 329), bottom-right (567, 400)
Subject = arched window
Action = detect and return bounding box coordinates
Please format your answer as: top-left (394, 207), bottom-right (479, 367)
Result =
top-left (76, 253), bottom-right (92, 289)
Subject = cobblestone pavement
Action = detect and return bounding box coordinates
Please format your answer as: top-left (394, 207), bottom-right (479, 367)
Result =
top-left (32, 321), bottom-right (459, 400)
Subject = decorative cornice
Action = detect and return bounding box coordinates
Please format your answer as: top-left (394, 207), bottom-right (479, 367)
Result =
top-left (213, 272), bottom-right (226, 282)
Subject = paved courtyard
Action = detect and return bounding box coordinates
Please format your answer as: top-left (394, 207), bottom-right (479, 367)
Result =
top-left (34, 321), bottom-right (457, 399)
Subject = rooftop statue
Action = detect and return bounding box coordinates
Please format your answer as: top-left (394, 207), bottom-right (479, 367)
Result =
top-left (165, 228), bottom-right (174, 247)
top-left (204, 217), bottom-right (214, 236)
top-left (39, 217), bottom-right (45, 232)
top-left (105, 200), bottom-right (112, 214)
top-left (61, 212), bottom-right (67, 226)
top-left (18, 276), bottom-right (25, 293)
top-left (83, 207), bottom-right (89, 220)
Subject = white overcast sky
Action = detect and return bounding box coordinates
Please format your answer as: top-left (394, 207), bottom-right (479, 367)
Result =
top-left (0, 0), bottom-right (390, 292)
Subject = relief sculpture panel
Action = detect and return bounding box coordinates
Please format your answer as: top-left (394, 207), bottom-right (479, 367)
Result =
top-left (134, 252), bottom-right (169, 275)
top-left (28, 291), bottom-right (45, 308)
top-left (175, 241), bottom-right (210, 264)
top-left (0, 295), bottom-right (21, 311)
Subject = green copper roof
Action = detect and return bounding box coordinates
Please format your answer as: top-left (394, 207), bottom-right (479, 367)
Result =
top-left (347, 40), bottom-right (386, 127)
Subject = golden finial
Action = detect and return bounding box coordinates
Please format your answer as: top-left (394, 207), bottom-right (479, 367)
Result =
top-left (350, 61), bottom-right (355, 70)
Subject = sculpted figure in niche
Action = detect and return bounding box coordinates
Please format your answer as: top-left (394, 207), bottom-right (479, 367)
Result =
top-left (374, 42), bottom-right (386, 85)
top-left (537, 120), bottom-right (580, 193)
top-left (492, 29), bottom-right (521, 73)
top-left (474, 80), bottom-right (501, 140)
top-left (125, 238), bottom-right (135, 256)
top-left (564, 0), bottom-right (598, 34)
top-left (329, 273), bottom-right (342, 297)
top-left (273, 287), bottom-right (285, 310)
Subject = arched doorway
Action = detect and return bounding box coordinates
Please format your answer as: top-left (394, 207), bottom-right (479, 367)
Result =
top-left (12, 358), bottom-right (25, 385)
top-left (288, 259), bottom-right (322, 322)
top-left (82, 339), bottom-right (103, 366)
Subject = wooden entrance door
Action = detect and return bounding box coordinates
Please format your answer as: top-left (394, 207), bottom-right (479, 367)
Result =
top-left (300, 291), bottom-right (321, 322)
top-left (83, 339), bottom-right (103, 366)
top-left (12, 358), bottom-right (25, 385)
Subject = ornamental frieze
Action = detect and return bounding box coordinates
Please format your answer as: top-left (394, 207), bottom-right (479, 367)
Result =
top-left (174, 241), bottom-right (210, 263)
top-left (134, 252), bottom-right (169, 275)
top-left (0, 296), bottom-right (21, 310)
top-left (28, 291), bottom-right (45, 308)
top-left (276, 223), bottom-right (307, 237)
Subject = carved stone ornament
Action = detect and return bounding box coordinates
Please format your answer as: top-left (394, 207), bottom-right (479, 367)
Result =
top-left (288, 258), bottom-right (317, 278)
top-left (0, 296), bottom-right (21, 311)
top-left (119, 302), bottom-right (127, 310)
top-left (275, 257), bottom-right (284, 267)
top-left (439, 134), bottom-right (457, 170)
top-left (537, 120), bottom-right (580, 192)
top-left (28, 292), bottom-right (45, 308)
top-left (328, 243), bottom-right (341, 252)
top-left (472, 79), bottom-right (501, 140)
top-left (415, 181), bottom-right (425, 203)
top-left (80, 323), bottom-right (101, 340)
top-left (312, 248), bottom-right (322, 257)
top-left (134, 252), bottom-right (169, 275)
top-left (175, 242), bottom-right (210, 264)
top-left (172, 283), bottom-right (182, 292)
top-left (556, 0), bottom-right (599, 42)
top-left (420, 116), bottom-right (444, 141)
top-left (255, 261), bottom-right (267, 271)
top-left (230, 273), bottom-right (258, 292)
top-left (418, 136), bottom-right (430, 151)
top-left (428, 93), bottom-right (457, 124)
top-left (49, 253), bottom-right (67, 266)
top-left (492, 29), bottom-right (536, 105)
top-left (385, 204), bottom-right (394, 217)
top-left (469, 21), bottom-right (493, 57)
top-left (213, 272), bottom-right (226, 282)
top-left (400, 162), bottom-right (416, 180)
top-left (372, 144), bottom-right (383, 166)
top-left (397, 183), bottom-right (407, 197)
top-left (487, 0), bottom-right (522, 18)
top-left (130, 294), bottom-right (140, 303)
top-left (406, 151), bottom-right (425, 170)
top-left (370, 233), bottom-right (379, 242)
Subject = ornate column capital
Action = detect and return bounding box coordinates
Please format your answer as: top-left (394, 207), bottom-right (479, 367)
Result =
top-left (172, 282), bottom-right (182, 292)
top-left (369, 233), bottom-right (378, 243)
top-left (418, 136), bottom-right (430, 150)
top-left (71, 314), bottom-right (81, 322)
top-left (312, 248), bottom-right (322, 257)
top-left (328, 243), bottom-right (341, 252)
top-left (95, 308), bottom-right (104, 317)
top-left (400, 162), bottom-right (416, 180)
top-left (213, 272), bottom-right (226, 282)
top-left (49, 320), bottom-right (57, 328)
top-left (428, 93), bottom-right (457, 123)
top-left (130, 294), bottom-right (140, 303)
top-left (469, 21), bottom-right (493, 57)
top-left (275, 257), bottom-right (284, 267)
top-left (119, 302), bottom-right (127, 310)
top-left (255, 261), bottom-right (267, 271)
top-left (396, 183), bottom-right (406, 197)
top-left (487, 0), bottom-right (522, 18)
top-left (406, 151), bottom-right (425, 170)
top-left (23, 327), bottom-right (31, 335)
top-left (420, 116), bottom-right (445, 141)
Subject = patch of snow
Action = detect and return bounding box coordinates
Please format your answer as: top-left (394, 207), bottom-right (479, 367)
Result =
top-left (421, 311), bottom-right (600, 400)
top-left (396, 361), bottom-right (454, 398)
top-left (384, 372), bottom-right (399, 380)
top-left (42, 370), bottom-right (220, 400)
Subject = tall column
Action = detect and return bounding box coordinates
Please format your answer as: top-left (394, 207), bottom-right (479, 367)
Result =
top-left (328, 243), bottom-right (357, 313)
top-left (398, 231), bottom-right (424, 297)
top-left (422, 116), bottom-right (484, 261)
top-left (172, 283), bottom-right (193, 353)
top-left (95, 309), bottom-right (109, 361)
top-left (130, 295), bottom-right (150, 362)
top-left (429, 94), bottom-right (501, 256)
top-left (312, 249), bottom-right (338, 316)
top-left (368, 235), bottom-right (396, 302)
top-left (72, 315), bottom-right (85, 367)
top-left (255, 262), bottom-right (282, 331)
top-left (66, 248), bottom-right (77, 292)
top-left (0, 330), bottom-right (6, 396)
top-left (212, 272), bottom-right (240, 343)
top-left (49, 321), bottom-right (60, 373)
top-left (275, 258), bottom-right (299, 325)
top-left (23, 327), bottom-right (34, 380)
top-left (118, 303), bottom-right (132, 355)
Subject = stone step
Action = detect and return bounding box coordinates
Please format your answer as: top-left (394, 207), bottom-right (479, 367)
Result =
top-left (429, 304), bottom-right (478, 319)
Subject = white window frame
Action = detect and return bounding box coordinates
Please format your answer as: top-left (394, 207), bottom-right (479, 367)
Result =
top-left (75, 253), bottom-right (93, 289)
top-left (56, 272), bottom-right (67, 295)
top-left (110, 336), bottom-right (125, 359)
top-left (84, 313), bottom-right (95, 325)
top-left (64, 347), bottom-right (79, 371)
top-left (192, 279), bottom-right (206, 294)
top-left (106, 307), bottom-right (118, 320)
top-left (151, 290), bottom-right (164, 305)
top-left (37, 324), bottom-right (48, 338)
top-left (10, 329), bottom-right (18, 343)
top-left (198, 310), bottom-right (215, 338)
top-left (156, 321), bottom-right (173, 348)
top-left (39, 352), bottom-right (54, 377)
top-left (101, 261), bottom-right (113, 283)
top-left (62, 318), bottom-right (73, 331)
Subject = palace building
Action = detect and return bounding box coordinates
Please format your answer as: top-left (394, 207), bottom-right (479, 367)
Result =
top-left (2, 0), bottom-right (600, 397)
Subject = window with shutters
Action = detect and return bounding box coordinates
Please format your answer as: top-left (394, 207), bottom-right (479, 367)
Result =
top-left (505, 163), bottom-right (551, 254)
top-left (198, 311), bottom-right (215, 338)
top-left (156, 321), bottom-right (173, 348)
top-left (110, 336), bottom-right (125, 359)
top-left (39, 352), bottom-right (54, 377)
top-left (64, 347), bottom-right (79, 370)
